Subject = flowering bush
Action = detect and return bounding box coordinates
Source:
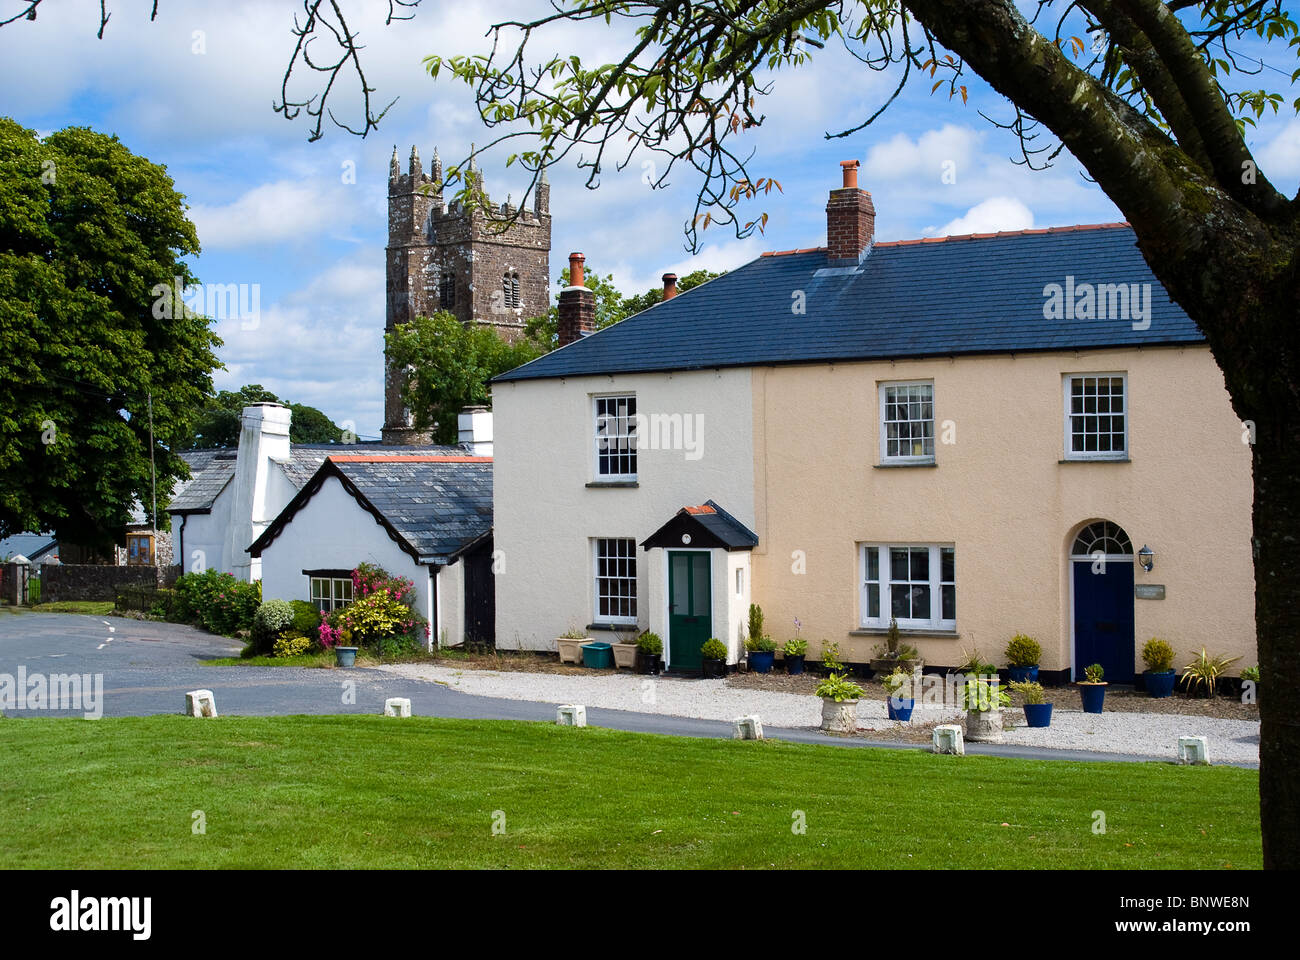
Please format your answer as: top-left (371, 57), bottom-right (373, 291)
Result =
top-left (173, 570), bottom-right (262, 636)
top-left (250, 599), bottom-right (295, 654)
top-left (319, 564), bottom-right (428, 655)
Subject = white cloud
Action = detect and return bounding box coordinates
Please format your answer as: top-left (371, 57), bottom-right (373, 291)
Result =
top-left (863, 124), bottom-right (981, 183)
top-left (189, 180), bottom-right (357, 249)
top-left (932, 197), bottom-right (1035, 236)
top-left (1255, 118), bottom-right (1300, 186)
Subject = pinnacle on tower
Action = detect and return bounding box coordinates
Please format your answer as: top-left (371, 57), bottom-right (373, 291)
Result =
top-left (389, 145), bottom-right (400, 181)
top-left (409, 144), bottom-right (421, 177)
top-left (431, 146), bottom-right (442, 185)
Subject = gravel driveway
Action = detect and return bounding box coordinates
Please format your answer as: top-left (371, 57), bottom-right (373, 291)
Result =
top-left (378, 662), bottom-right (1260, 765)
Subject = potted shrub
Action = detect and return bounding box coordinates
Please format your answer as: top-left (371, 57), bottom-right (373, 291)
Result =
top-left (1078, 662), bottom-right (1107, 713)
top-left (1179, 647), bottom-right (1241, 699)
top-left (746, 634), bottom-right (777, 673)
top-left (816, 672), bottom-right (866, 733)
top-left (701, 637), bottom-right (729, 678)
top-left (882, 667), bottom-right (915, 722)
top-left (610, 629), bottom-right (639, 669)
top-left (963, 675), bottom-right (1011, 742)
top-left (635, 631), bottom-right (663, 675)
top-left (1009, 680), bottom-right (1053, 727)
top-left (319, 614), bottom-right (357, 668)
top-left (869, 617), bottom-right (923, 675)
top-left (556, 626), bottom-right (592, 665)
top-left (1004, 633), bottom-right (1041, 683)
top-left (784, 636), bottom-right (808, 675)
top-left (1141, 636), bottom-right (1177, 698)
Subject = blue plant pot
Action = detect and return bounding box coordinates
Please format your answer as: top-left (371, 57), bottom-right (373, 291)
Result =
top-left (1023, 702), bottom-right (1053, 727)
top-left (1145, 670), bottom-right (1176, 698)
top-left (335, 646), bottom-right (358, 668)
top-left (785, 654), bottom-right (805, 675)
top-left (887, 697), bottom-right (915, 722)
top-left (1007, 665), bottom-right (1038, 683)
top-left (749, 650), bottom-right (775, 674)
top-left (1079, 683), bottom-right (1106, 713)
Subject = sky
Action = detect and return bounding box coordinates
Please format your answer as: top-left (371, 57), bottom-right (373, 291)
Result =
top-left (1, 0), bottom-right (1297, 440)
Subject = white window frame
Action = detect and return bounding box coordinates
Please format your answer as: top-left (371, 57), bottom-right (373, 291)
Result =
top-left (859, 543), bottom-right (956, 630)
top-left (1063, 372), bottom-right (1128, 461)
top-left (878, 380), bottom-right (936, 464)
top-left (592, 537), bottom-right (638, 625)
top-left (592, 394), bottom-right (638, 480)
top-left (309, 576), bottom-right (354, 613)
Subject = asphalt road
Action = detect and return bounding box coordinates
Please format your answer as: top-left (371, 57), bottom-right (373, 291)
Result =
top-left (0, 609), bottom-right (1214, 765)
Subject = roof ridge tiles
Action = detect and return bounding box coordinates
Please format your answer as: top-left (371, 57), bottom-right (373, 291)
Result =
top-left (758, 221), bottom-right (1131, 256)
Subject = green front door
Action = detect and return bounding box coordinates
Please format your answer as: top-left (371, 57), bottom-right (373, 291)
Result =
top-left (668, 551), bottom-right (712, 671)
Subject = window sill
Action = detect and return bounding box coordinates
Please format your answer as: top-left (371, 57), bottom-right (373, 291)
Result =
top-left (1058, 457), bottom-right (1130, 464)
top-left (851, 627), bottom-right (960, 639)
top-left (586, 623), bottom-right (636, 633)
top-left (586, 480), bottom-right (639, 488)
top-left (873, 461), bottom-right (937, 469)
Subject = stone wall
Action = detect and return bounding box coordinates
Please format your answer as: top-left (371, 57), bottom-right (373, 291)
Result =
top-left (41, 564), bottom-right (158, 603)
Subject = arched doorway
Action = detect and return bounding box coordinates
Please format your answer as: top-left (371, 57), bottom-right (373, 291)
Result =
top-left (1070, 521), bottom-right (1136, 683)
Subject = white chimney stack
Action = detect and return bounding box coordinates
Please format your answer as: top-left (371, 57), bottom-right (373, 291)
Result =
top-left (457, 406), bottom-right (493, 457)
top-left (229, 403), bottom-right (292, 581)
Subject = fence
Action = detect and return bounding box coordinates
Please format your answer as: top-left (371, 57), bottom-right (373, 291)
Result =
top-left (115, 584), bottom-right (159, 613)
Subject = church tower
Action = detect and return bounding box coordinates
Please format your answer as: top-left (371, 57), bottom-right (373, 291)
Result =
top-left (382, 145), bottom-right (552, 445)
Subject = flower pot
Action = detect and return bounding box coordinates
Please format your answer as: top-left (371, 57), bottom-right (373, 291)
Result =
top-left (1007, 665), bottom-right (1039, 683)
top-left (334, 646), bottom-right (358, 668)
top-left (1144, 669), bottom-right (1176, 698)
top-left (785, 654), bottom-right (805, 675)
top-left (611, 642), bottom-right (638, 669)
top-left (581, 642), bottom-right (614, 669)
top-left (820, 697), bottom-right (858, 733)
top-left (1079, 682), bottom-right (1107, 713)
top-left (749, 650), bottom-right (775, 674)
top-left (702, 657), bottom-right (727, 679)
top-left (556, 637), bottom-right (592, 665)
top-left (965, 708), bottom-right (1004, 743)
top-left (635, 649), bottom-right (659, 674)
top-left (1023, 702), bottom-right (1053, 727)
top-left (887, 696), bottom-right (915, 722)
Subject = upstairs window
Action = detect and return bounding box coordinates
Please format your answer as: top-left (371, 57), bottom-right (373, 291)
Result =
top-left (880, 381), bottom-right (935, 463)
top-left (1064, 374), bottom-right (1127, 459)
top-left (594, 395), bottom-right (637, 478)
top-left (439, 271), bottom-right (456, 310)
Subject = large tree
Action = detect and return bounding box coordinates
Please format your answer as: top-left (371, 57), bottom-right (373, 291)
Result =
top-left (0, 117), bottom-right (220, 549)
top-left (185, 384), bottom-right (347, 448)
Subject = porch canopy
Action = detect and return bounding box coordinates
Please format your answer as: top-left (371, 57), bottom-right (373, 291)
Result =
top-left (640, 500), bottom-right (758, 552)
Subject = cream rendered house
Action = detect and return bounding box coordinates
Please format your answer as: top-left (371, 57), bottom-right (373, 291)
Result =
top-left (492, 163), bottom-right (1256, 682)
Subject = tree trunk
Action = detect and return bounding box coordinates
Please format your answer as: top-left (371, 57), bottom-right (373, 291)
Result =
top-left (1253, 413), bottom-right (1300, 868)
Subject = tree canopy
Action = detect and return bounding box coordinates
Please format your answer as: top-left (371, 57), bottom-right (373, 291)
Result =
top-left (184, 384), bottom-right (346, 448)
top-left (0, 117), bottom-right (220, 549)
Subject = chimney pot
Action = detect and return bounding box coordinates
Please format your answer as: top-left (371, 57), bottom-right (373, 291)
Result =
top-left (840, 159), bottom-right (860, 189)
top-left (568, 252), bottom-right (586, 290)
top-left (662, 273), bottom-right (678, 300)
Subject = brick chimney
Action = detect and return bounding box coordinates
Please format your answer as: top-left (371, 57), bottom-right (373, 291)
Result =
top-left (826, 160), bottom-right (876, 264)
top-left (557, 252), bottom-right (595, 347)
top-left (662, 273), bottom-right (678, 300)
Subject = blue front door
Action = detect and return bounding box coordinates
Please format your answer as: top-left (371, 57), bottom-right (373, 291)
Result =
top-left (1072, 560), bottom-right (1135, 683)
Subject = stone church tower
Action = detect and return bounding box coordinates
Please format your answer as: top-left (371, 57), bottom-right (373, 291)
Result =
top-left (382, 145), bottom-right (552, 445)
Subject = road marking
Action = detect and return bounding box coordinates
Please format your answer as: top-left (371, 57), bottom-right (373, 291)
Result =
top-left (96, 644), bottom-right (106, 650)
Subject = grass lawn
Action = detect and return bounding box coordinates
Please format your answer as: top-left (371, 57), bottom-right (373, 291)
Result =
top-left (0, 715), bottom-right (1259, 869)
top-left (27, 601), bottom-right (117, 615)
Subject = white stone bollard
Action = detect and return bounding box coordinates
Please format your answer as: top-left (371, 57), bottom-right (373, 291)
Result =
top-left (933, 724), bottom-right (964, 755)
top-left (733, 715), bottom-right (763, 740)
top-left (184, 689), bottom-right (218, 718)
top-left (1177, 735), bottom-right (1209, 765)
top-left (557, 704), bottom-right (587, 727)
top-left (383, 697), bottom-right (412, 718)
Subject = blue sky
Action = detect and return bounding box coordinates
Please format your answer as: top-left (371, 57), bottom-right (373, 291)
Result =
top-left (2, 1), bottom-right (1296, 440)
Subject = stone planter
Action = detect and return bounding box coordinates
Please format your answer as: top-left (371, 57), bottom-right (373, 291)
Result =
top-left (556, 637), bottom-right (592, 665)
top-left (820, 697), bottom-right (859, 734)
top-left (611, 642), bottom-right (638, 669)
top-left (965, 708), bottom-right (1004, 743)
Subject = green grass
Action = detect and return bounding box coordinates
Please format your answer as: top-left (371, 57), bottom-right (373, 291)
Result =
top-left (28, 601), bottom-right (116, 615)
top-left (0, 715), bottom-right (1259, 869)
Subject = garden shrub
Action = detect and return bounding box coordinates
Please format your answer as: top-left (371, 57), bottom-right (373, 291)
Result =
top-left (172, 570), bottom-right (261, 636)
top-left (1005, 633), bottom-right (1042, 667)
top-left (318, 564), bottom-right (429, 654)
top-left (272, 630), bottom-right (313, 659)
top-left (251, 599), bottom-right (295, 654)
top-left (289, 600), bottom-right (322, 640)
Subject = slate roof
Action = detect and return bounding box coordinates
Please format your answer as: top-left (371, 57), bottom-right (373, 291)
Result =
top-left (0, 533), bottom-right (58, 563)
top-left (641, 500), bottom-right (759, 552)
top-left (495, 224), bottom-right (1205, 383)
top-left (249, 455), bottom-right (493, 565)
top-left (166, 444), bottom-right (464, 513)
